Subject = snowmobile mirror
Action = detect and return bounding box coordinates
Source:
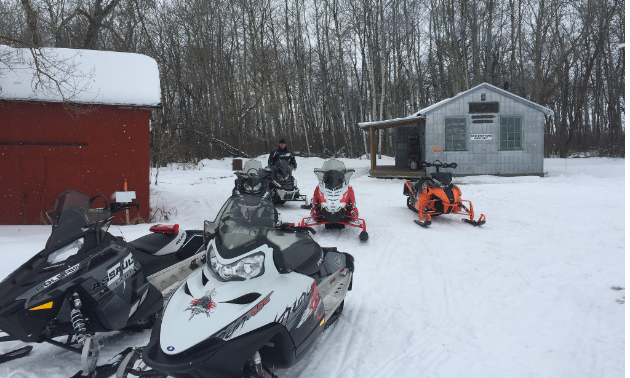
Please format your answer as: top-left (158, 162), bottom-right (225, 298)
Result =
top-left (89, 195), bottom-right (109, 210)
top-left (203, 221), bottom-right (217, 244)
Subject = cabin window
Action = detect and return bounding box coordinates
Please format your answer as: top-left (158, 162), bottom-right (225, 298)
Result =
top-left (481, 93), bottom-right (486, 101)
top-left (445, 117), bottom-right (467, 151)
top-left (500, 116), bottom-right (523, 149)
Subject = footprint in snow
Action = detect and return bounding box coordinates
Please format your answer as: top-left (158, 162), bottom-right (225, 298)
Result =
top-left (610, 286), bottom-right (624, 304)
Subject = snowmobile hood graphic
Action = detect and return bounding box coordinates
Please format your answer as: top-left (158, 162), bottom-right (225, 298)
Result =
top-left (160, 243), bottom-right (315, 354)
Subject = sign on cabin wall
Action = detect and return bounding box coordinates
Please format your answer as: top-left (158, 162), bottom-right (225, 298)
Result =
top-left (470, 134), bottom-right (493, 140)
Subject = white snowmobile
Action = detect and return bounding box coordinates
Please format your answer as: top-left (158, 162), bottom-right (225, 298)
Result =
top-left (117, 194), bottom-right (354, 378)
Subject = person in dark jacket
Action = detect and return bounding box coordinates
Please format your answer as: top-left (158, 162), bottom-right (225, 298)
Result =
top-left (268, 139), bottom-right (297, 170)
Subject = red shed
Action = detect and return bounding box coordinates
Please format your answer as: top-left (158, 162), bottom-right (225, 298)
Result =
top-left (0, 47), bottom-right (161, 225)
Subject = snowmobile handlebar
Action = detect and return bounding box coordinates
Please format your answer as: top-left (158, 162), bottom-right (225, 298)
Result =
top-left (279, 222), bottom-right (317, 235)
top-left (110, 202), bottom-right (140, 213)
top-left (420, 160), bottom-right (457, 169)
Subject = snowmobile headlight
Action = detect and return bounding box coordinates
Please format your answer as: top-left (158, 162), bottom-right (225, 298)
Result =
top-left (47, 238), bottom-right (84, 264)
top-left (207, 244), bottom-right (265, 281)
top-left (243, 183), bottom-right (252, 192)
top-left (253, 183), bottom-right (262, 192)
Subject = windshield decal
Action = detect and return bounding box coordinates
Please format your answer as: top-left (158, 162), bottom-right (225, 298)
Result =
top-left (185, 288), bottom-right (217, 320)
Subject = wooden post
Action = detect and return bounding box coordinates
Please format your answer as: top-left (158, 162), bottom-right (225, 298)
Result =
top-left (370, 127), bottom-right (376, 172)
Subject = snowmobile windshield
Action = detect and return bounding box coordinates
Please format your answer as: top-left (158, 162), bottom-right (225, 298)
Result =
top-left (242, 159), bottom-right (263, 174)
top-left (237, 171), bottom-right (267, 195)
top-left (273, 159), bottom-right (293, 181)
top-left (45, 189), bottom-right (113, 250)
top-left (322, 170), bottom-right (346, 190)
top-left (214, 195), bottom-right (277, 259)
top-left (315, 159), bottom-right (354, 188)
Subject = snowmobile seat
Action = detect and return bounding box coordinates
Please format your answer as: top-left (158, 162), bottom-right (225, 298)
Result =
top-left (129, 233), bottom-right (179, 255)
top-left (267, 230), bottom-right (323, 275)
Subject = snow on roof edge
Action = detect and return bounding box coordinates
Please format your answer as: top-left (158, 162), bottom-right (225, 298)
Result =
top-left (0, 46), bottom-right (161, 107)
top-left (413, 82), bottom-right (554, 117)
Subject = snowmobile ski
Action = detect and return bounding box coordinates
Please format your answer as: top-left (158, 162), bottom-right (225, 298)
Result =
top-left (414, 219), bottom-right (432, 227)
top-left (0, 345), bottom-right (33, 364)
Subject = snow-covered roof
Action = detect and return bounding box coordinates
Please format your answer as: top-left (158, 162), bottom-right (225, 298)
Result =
top-left (0, 46), bottom-right (161, 107)
top-left (358, 115), bottom-right (424, 130)
top-left (414, 82), bottom-right (553, 116)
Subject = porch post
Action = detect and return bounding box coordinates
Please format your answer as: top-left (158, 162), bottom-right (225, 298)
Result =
top-left (370, 127), bottom-right (376, 172)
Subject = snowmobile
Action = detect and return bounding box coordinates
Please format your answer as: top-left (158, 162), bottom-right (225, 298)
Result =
top-left (403, 160), bottom-right (486, 227)
top-left (269, 157), bottom-right (306, 205)
top-left (116, 194), bottom-right (354, 378)
top-left (299, 159), bottom-right (368, 241)
top-left (232, 159), bottom-right (272, 199)
top-left (0, 189), bottom-right (206, 376)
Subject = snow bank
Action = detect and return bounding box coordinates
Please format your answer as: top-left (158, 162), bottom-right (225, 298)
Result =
top-left (0, 46), bottom-right (161, 107)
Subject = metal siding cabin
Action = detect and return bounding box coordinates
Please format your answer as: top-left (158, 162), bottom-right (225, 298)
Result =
top-left (0, 47), bottom-right (161, 225)
top-left (358, 83), bottom-right (553, 178)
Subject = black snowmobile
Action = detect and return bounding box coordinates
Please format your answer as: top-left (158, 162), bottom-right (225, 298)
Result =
top-left (0, 189), bottom-right (206, 376)
top-left (269, 157), bottom-right (306, 205)
top-left (232, 159), bottom-right (272, 199)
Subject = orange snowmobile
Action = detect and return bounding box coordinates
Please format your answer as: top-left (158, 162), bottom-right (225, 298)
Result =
top-left (403, 160), bottom-right (486, 227)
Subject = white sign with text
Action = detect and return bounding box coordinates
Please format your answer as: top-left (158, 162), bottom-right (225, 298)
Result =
top-left (470, 134), bottom-right (493, 140)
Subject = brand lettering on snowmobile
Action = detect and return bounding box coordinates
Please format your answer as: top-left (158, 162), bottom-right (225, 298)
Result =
top-left (91, 254), bottom-right (137, 292)
top-left (35, 262), bottom-right (82, 292)
top-left (175, 232), bottom-right (185, 245)
top-left (214, 292), bottom-right (273, 340)
top-left (250, 296), bottom-right (270, 316)
top-left (185, 288), bottom-right (217, 320)
top-left (297, 282), bottom-right (321, 328)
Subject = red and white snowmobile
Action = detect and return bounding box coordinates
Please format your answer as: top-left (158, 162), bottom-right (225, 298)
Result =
top-left (299, 159), bottom-right (368, 241)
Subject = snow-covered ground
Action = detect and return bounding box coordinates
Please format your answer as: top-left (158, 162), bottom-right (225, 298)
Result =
top-left (0, 157), bottom-right (624, 378)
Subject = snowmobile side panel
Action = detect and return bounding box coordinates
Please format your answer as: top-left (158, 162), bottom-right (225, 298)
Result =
top-left (127, 283), bottom-right (163, 326)
top-left (294, 298), bottom-right (325, 357)
top-left (258, 325), bottom-right (298, 368)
